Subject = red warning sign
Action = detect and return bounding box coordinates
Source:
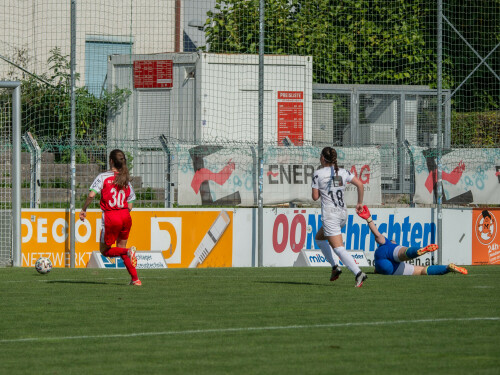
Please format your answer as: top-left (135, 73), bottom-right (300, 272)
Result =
top-left (133, 60), bottom-right (173, 89)
top-left (277, 91), bottom-right (304, 146)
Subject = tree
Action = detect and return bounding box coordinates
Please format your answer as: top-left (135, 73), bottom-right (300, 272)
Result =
top-left (204, 0), bottom-right (443, 86)
top-left (442, 1), bottom-right (499, 112)
top-left (1, 47), bottom-right (131, 148)
top-left (203, 0), bottom-right (499, 112)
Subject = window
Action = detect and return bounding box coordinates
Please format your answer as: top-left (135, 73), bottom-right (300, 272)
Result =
top-left (85, 36), bottom-right (132, 97)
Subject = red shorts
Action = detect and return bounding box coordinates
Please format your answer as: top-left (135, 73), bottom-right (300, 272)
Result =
top-left (101, 209), bottom-right (132, 246)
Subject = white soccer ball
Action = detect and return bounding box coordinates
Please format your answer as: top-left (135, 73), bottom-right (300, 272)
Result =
top-left (35, 257), bottom-right (52, 274)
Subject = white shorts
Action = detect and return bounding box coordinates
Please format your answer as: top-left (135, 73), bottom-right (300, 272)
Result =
top-left (321, 209), bottom-right (347, 237)
top-left (391, 246), bottom-right (415, 275)
top-left (394, 262), bottom-right (415, 276)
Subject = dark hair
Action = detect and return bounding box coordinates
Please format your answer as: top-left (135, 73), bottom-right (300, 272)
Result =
top-left (481, 210), bottom-right (491, 220)
top-left (321, 147), bottom-right (339, 174)
top-left (109, 149), bottom-right (130, 188)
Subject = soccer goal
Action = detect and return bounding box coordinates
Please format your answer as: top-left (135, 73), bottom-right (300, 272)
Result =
top-left (0, 81), bottom-right (22, 267)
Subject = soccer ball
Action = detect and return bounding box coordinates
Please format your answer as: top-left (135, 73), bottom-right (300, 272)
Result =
top-left (35, 257), bottom-right (52, 274)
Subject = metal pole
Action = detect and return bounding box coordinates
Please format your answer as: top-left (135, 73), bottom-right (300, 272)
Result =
top-left (159, 135), bottom-right (172, 208)
top-left (22, 132), bottom-right (41, 208)
top-left (11, 82), bottom-right (22, 267)
top-left (403, 140), bottom-right (415, 207)
top-left (437, 0), bottom-right (443, 265)
top-left (257, 0), bottom-right (265, 267)
top-left (69, 0), bottom-right (77, 268)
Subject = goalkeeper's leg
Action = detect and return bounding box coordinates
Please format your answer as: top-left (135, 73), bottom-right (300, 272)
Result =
top-left (398, 244), bottom-right (438, 261)
top-left (414, 264), bottom-right (468, 275)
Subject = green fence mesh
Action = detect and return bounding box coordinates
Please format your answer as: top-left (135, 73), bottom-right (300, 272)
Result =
top-left (0, 0), bottom-right (497, 214)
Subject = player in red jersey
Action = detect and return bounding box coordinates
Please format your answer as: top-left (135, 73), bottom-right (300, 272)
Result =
top-left (79, 149), bottom-right (141, 286)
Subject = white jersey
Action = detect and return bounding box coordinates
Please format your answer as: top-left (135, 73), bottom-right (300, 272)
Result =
top-left (311, 166), bottom-right (354, 214)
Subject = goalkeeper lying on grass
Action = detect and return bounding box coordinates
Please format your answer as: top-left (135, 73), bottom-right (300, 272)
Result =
top-left (357, 205), bottom-right (468, 276)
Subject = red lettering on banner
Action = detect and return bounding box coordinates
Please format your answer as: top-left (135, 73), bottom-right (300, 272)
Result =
top-left (349, 165), bottom-right (370, 184)
top-left (273, 213), bottom-right (307, 253)
top-left (273, 214), bottom-right (289, 253)
top-left (359, 165), bottom-right (371, 184)
top-left (290, 215), bottom-right (306, 253)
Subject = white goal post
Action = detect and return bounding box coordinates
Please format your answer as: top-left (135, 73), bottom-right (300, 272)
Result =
top-left (0, 81), bottom-right (21, 267)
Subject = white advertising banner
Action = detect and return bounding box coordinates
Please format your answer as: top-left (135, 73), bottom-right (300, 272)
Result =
top-left (412, 147), bottom-right (500, 204)
top-left (176, 145), bottom-right (382, 206)
top-left (21, 207), bottom-right (475, 269)
top-left (258, 207), bottom-right (467, 267)
top-left (293, 249), bottom-right (369, 267)
top-left (86, 251), bottom-right (168, 269)
top-left (177, 144), bottom-right (255, 206)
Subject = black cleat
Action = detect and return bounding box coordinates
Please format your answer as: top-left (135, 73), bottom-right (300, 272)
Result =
top-left (330, 266), bottom-right (342, 282)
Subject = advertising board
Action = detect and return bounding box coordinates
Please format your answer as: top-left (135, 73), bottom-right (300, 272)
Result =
top-left (21, 209), bottom-right (233, 268)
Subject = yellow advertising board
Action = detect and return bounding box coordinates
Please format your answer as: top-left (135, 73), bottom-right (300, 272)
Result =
top-left (21, 209), bottom-right (233, 268)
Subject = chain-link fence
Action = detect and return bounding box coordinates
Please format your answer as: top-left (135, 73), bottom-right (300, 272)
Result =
top-left (1, 1), bottom-right (499, 264)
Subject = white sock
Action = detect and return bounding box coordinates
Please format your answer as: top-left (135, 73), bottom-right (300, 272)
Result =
top-left (316, 240), bottom-right (337, 268)
top-left (333, 246), bottom-right (361, 275)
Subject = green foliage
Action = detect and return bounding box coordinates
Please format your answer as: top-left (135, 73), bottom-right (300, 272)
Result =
top-left (204, 0), bottom-right (498, 111)
top-left (204, 0), bottom-right (441, 86)
top-left (59, 147), bottom-right (90, 164)
top-left (124, 151), bottom-right (134, 172)
top-left (39, 177), bottom-right (70, 189)
top-left (135, 187), bottom-right (156, 201)
top-left (443, 1), bottom-right (500, 112)
top-left (2, 47), bottom-right (131, 144)
top-left (451, 111), bottom-right (500, 147)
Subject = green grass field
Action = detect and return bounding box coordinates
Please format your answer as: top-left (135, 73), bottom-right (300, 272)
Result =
top-left (1, 266), bottom-right (499, 374)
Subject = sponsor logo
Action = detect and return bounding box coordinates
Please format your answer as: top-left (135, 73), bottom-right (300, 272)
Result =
top-left (272, 212), bottom-right (436, 254)
top-left (475, 210), bottom-right (497, 246)
top-left (266, 164), bottom-right (372, 186)
top-left (309, 254), bottom-right (328, 263)
top-left (100, 254), bottom-right (125, 268)
top-left (191, 160), bottom-right (235, 194)
top-left (189, 145), bottom-right (241, 205)
top-left (306, 250), bottom-right (365, 266)
top-left (151, 217), bottom-right (182, 264)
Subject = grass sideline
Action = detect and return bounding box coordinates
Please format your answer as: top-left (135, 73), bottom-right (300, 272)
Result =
top-left (0, 266), bottom-right (499, 374)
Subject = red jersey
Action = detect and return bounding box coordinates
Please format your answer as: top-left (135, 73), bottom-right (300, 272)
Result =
top-left (89, 171), bottom-right (136, 212)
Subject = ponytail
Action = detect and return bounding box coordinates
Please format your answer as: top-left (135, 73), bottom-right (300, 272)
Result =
top-left (109, 149), bottom-right (130, 188)
top-left (321, 147), bottom-right (339, 174)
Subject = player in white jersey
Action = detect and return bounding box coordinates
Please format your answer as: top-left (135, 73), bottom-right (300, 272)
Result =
top-left (311, 147), bottom-right (367, 287)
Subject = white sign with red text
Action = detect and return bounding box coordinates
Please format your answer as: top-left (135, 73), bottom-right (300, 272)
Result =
top-left (260, 207), bottom-right (449, 267)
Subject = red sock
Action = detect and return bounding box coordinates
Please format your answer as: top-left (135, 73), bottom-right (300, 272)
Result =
top-left (121, 254), bottom-right (138, 281)
top-left (102, 247), bottom-right (128, 257)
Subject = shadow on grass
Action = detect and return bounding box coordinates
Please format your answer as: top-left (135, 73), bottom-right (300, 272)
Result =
top-left (44, 280), bottom-right (115, 285)
top-left (255, 280), bottom-right (330, 287)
